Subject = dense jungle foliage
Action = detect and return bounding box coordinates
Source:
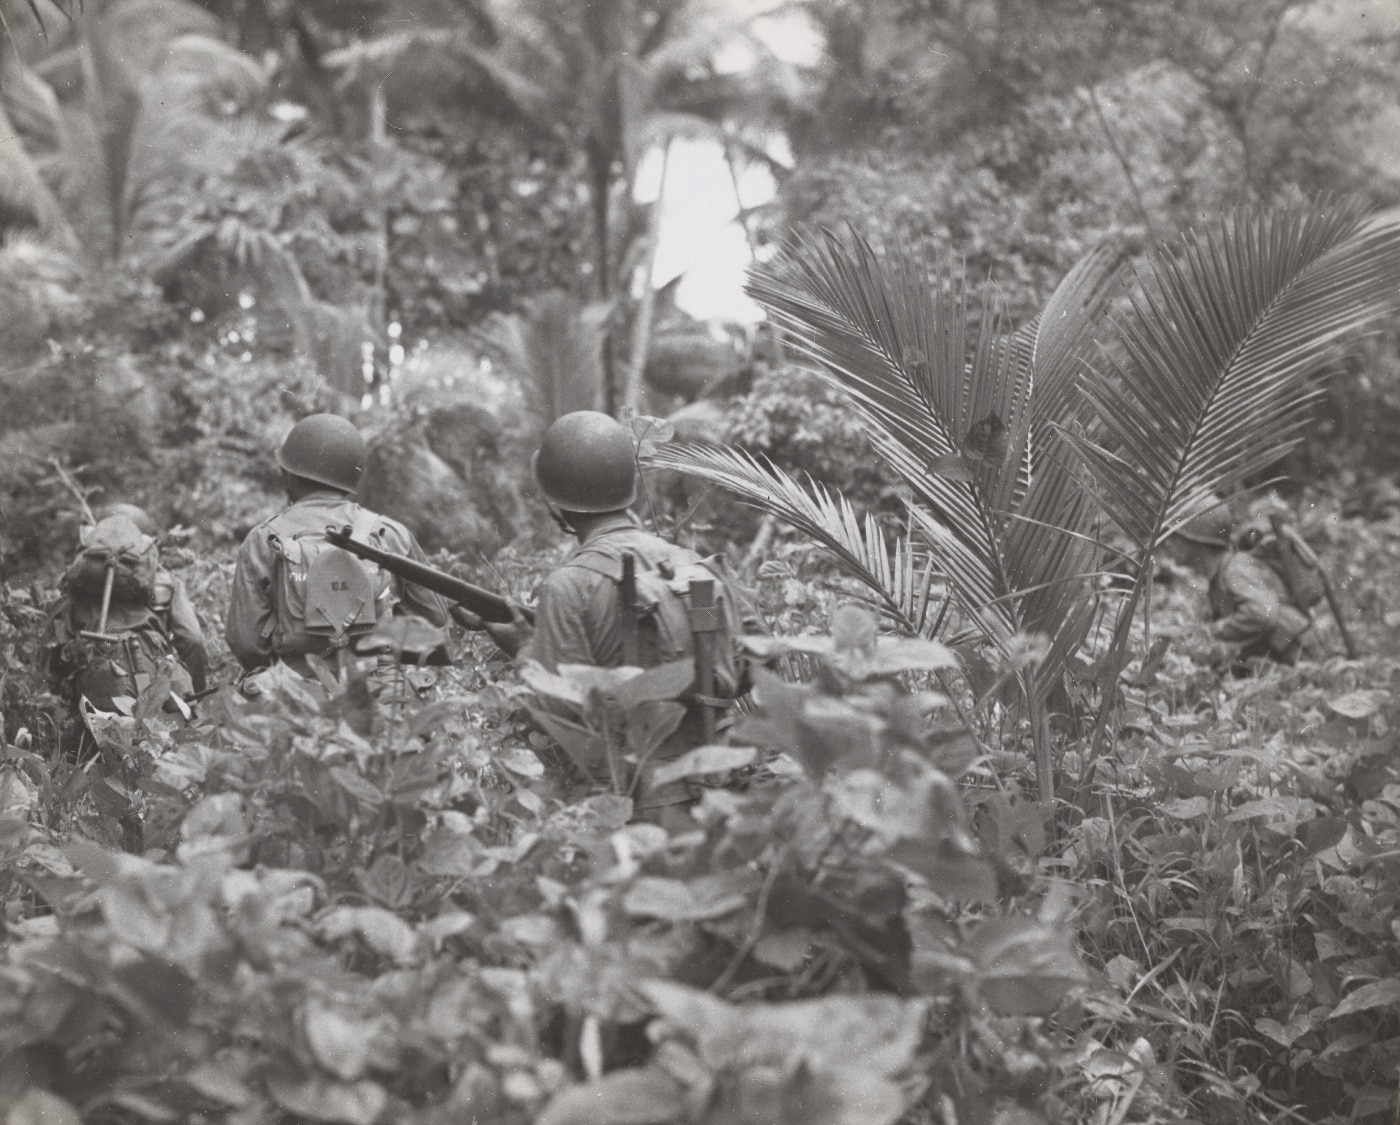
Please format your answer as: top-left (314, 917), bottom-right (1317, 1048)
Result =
top-left (4, 2), bottom-right (1400, 1124)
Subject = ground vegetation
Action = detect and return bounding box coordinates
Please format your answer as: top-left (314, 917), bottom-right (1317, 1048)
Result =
top-left (3, 2), bottom-right (1400, 1123)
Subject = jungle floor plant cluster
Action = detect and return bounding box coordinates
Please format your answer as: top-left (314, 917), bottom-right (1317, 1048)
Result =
top-left (2, 492), bottom-right (1399, 1125)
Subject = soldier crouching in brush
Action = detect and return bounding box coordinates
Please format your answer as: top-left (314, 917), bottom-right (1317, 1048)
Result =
top-left (1163, 506), bottom-right (1330, 666)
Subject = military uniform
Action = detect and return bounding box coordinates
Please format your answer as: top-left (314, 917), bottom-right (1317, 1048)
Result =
top-left (226, 490), bottom-right (448, 674)
top-left (520, 511), bottom-right (747, 811)
top-left (526, 514), bottom-right (708, 669)
top-left (1206, 536), bottom-right (1323, 664)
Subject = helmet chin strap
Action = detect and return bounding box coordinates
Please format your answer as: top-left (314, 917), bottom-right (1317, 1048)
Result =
top-left (546, 502), bottom-right (577, 537)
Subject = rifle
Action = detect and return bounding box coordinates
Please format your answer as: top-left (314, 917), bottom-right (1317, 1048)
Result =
top-left (325, 527), bottom-right (535, 627)
top-left (1267, 515), bottom-right (1358, 659)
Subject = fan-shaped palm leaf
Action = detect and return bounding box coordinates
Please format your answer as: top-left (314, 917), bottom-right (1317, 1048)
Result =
top-left (1066, 203), bottom-right (1400, 554)
top-left (647, 444), bottom-right (941, 635)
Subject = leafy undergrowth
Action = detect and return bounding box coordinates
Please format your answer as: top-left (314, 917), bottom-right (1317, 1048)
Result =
top-left (2, 494), bottom-right (1400, 1124)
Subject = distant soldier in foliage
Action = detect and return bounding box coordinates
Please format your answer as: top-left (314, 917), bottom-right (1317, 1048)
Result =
top-left (459, 411), bottom-right (750, 801)
top-left (44, 503), bottom-right (209, 718)
top-left (1165, 506), bottom-right (1326, 665)
top-left (226, 414), bottom-right (449, 686)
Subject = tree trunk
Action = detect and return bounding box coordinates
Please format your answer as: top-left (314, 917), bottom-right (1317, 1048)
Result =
top-left (622, 140), bottom-right (671, 414)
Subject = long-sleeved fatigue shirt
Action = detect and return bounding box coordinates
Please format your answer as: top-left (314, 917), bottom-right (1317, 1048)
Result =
top-left (521, 514), bottom-right (711, 672)
top-left (1207, 548), bottom-right (1315, 662)
top-left (521, 514), bottom-right (748, 791)
top-left (226, 491), bottom-right (448, 672)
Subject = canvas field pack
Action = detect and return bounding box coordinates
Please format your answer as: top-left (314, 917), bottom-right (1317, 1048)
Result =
top-left (63, 514), bottom-right (162, 608)
top-left (568, 544), bottom-right (742, 701)
top-left (53, 515), bottom-right (189, 711)
top-left (265, 505), bottom-right (395, 656)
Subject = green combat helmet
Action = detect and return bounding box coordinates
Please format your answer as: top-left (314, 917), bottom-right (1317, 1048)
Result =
top-left (276, 414), bottom-right (366, 494)
top-left (532, 411), bottom-right (637, 513)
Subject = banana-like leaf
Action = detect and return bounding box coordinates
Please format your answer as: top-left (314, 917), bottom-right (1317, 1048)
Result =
top-left (646, 444), bottom-right (941, 636)
top-left (1066, 203), bottom-right (1400, 553)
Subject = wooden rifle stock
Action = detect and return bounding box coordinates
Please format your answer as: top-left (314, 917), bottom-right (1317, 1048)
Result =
top-left (325, 527), bottom-right (534, 627)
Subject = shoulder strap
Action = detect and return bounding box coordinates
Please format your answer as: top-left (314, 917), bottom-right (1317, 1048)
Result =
top-left (350, 505), bottom-right (379, 543)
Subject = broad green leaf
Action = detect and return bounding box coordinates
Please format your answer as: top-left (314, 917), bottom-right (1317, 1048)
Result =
top-left (1296, 816), bottom-right (1348, 857)
top-left (623, 870), bottom-right (758, 922)
top-left (304, 998), bottom-right (380, 1082)
top-left (969, 917), bottom-right (1092, 1016)
top-left (649, 745), bottom-right (757, 789)
top-left (1327, 689), bottom-right (1388, 720)
top-left (265, 1073), bottom-right (387, 1125)
top-left (180, 793), bottom-right (246, 841)
top-left (417, 829), bottom-right (480, 878)
top-left (613, 660), bottom-right (696, 708)
top-left (184, 1062), bottom-right (255, 1108)
top-left (7, 1089), bottom-right (83, 1125)
top-left (418, 912), bottom-right (476, 950)
top-left (498, 747), bottom-right (546, 780)
top-left (1160, 796), bottom-right (1212, 820)
top-left (753, 928), bottom-right (816, 971)
top-left (536, 1067), bottom-right (687, 1125)
top-left (358, 854), bottom-right (414, 909)
top-left (1330, 979), bottom-right (1400, 1019)
top-left (317, 907), bottom-right (418, 964)
top-left (329, 766), bottom-right (385, 809)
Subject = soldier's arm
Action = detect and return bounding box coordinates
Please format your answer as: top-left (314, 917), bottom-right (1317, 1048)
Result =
top-left (381, 527), bottom-right (450, 628)
top-left (519, 569), bottom-right (598, 671)
top-left (225, 532), bottom-right (276, 671)
top-left (166, 577), bottom-right (210, 692)
top-left (1212, 555), bottom-right (1311, 645)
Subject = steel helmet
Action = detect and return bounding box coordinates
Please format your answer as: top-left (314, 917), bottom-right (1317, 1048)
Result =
top-left (533, 411), bottom-right (637, 513)
top-left (276, 414), bottom-right (366, 493)
top-left (1175, 506), bottom-right (1234, 548)
top-left (93, 503), bottom-right (156, 537)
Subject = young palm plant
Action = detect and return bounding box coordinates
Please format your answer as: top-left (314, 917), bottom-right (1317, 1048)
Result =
top-left (651, 232), bottom-right (1122, 800)
top-left (1064, 201), bottom-right (1400, 763)
top-left (653, 202), bottom-right (1400, 803)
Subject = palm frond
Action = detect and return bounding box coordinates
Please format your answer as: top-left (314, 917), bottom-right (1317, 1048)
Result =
top-left (646, 444), bottom-right (941, 635)
top-left (1067, 203), bottom-right (1400, 552)
top-left (475, 292), bottom-right (609, 427)
top-left (1026, 241), bottom-right (1125, 431)
top-left (745, 231), bottom-right (1015, 589)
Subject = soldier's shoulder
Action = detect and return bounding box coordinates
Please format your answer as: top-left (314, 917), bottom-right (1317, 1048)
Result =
top-left (546, 556), bottom-right (613, 596)
top-left (359, 506), bottom-right (411, 540)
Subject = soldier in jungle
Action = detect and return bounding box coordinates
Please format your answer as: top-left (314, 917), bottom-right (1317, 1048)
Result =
top-left (44, 502), bottom-right (210, 717)
top-left (456, 410), bottom-right (750, 807)
top-left (225, 414), bottom-right (450, 689)
top-left (1163, 505), bottom-right (1326, 666)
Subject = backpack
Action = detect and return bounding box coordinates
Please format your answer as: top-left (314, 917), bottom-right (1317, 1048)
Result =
top-left (265, 505), bottom-right (396, 658)
top-left (52, 517), bottom-right (189, 711)
top-left (568, 544), bottom-right (743, 702)
top-left (63, 515), bottom-right (161, 608)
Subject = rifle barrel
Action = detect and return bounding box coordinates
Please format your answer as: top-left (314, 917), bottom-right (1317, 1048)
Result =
top-left (325, 528), bottom-right (533, 626)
